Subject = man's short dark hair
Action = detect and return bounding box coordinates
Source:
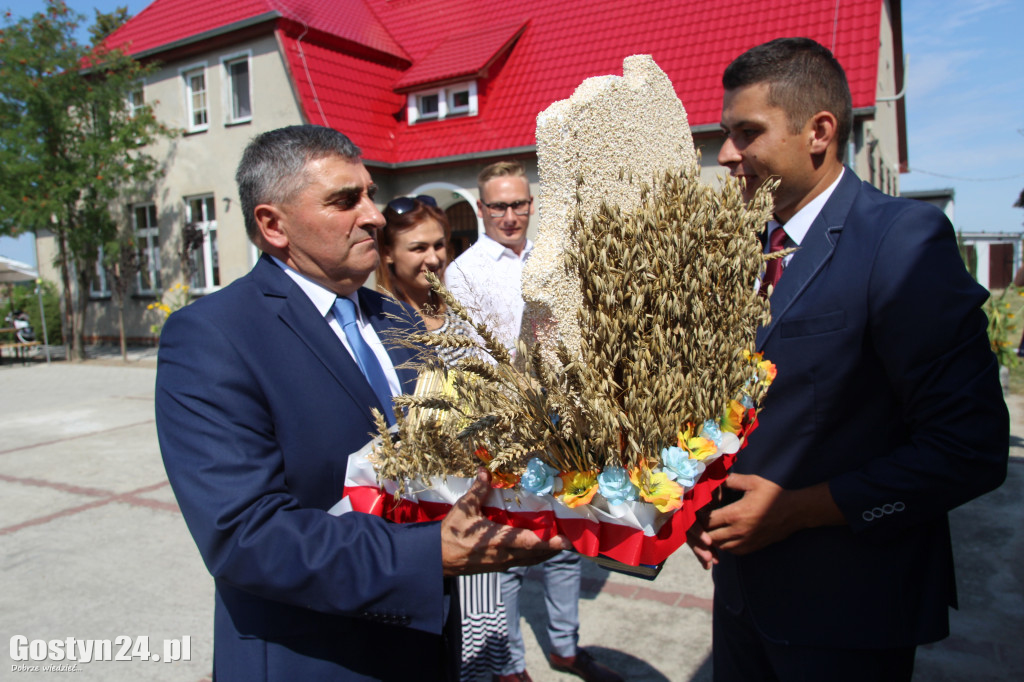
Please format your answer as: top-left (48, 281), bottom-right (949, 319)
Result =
top-left (236, 125), bottom-right (362, 241)
top-left (723, 37), bottom-right (853, 160)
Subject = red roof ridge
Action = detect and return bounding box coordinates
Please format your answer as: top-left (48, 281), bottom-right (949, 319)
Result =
top-left (102, 0), bottom-right (409, 64)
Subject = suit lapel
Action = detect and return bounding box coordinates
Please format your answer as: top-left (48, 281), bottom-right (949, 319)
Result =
top-left (252, 256), bottom-right (383, 423)
top-left (757, 170), bottom-right (860, 349)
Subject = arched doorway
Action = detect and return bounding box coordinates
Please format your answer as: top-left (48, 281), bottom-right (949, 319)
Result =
top-left (446, 201), bottom-right (478, 259)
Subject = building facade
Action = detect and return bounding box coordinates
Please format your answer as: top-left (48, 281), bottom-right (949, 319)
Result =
top-left (35, 0), bottom-right (909, 343)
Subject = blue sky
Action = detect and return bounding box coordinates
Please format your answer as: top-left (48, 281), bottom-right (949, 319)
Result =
top-left (2, 0), bottom-right (1022, 268)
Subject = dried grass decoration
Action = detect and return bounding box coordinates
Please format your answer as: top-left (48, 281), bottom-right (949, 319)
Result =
top-left (342, 167), bottom-right (780, 571)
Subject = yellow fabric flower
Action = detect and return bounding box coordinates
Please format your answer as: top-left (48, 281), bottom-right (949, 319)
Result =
top-left (745, 349), bottom-right (777, 385)
top-left (558, 471), bottom-right (599, 508)
top-left (721, 399), bottom-right (746, 434)
top-left (677, 424), bottom-right (716, 461)
top-left (630, 467), bottom-right (684, 513)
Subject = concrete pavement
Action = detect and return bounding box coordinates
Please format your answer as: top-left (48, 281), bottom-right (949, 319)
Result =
top-left (0, 352), bottom-right (1021, 681)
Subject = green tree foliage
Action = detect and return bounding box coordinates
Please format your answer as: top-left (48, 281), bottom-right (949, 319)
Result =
top-left (0, 1), bottom-right (175, 359)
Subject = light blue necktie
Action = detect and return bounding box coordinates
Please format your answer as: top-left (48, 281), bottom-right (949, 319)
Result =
top-left (333, 296), bottom-right (396, 425)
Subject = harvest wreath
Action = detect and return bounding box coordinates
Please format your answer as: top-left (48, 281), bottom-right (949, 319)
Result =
top-left (339, 166), bottom-right (779, 574)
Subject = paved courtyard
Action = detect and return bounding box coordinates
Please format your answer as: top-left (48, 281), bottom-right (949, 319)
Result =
top-left (0, 355), bottom-right (1021, 680)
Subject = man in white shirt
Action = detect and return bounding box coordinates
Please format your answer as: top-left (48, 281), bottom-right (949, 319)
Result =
top-left (446, 161), bottom-right (621, 682)
top-left (445, 161), bottom-right (533, 351)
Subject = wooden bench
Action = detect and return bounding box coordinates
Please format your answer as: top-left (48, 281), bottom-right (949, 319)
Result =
top-left (0, 341), bottom-right (41, 365)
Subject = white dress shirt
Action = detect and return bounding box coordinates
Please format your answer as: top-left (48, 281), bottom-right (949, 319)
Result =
top-left (769, 167), bottom-right (845, 267)
top-left (444, 234), bottom-right (534, 351)
top-left (272, 257), bottom-right (401, 397)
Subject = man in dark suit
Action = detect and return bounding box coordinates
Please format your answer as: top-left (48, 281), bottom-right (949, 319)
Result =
top-left (155, 125), bottom-right (568, 681)
top-left (687, 38), bottom-right (1009, 681)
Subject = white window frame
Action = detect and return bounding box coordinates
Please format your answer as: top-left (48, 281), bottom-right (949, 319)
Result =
top-left (180, 63), bottom-right (209, 133)
top-left (221, 51), bottom-right (253, 125)
top-left (133, 203), bottom-right (161, 295)
top-left (416, 91), bottom-right (441, 121)
top-left (447, 85), bottom-right (473, 115)
top-left (407, 81), bottom-right (477, 125)
top-left (127, 81), bottom-right (147, 118)
top-left (184, 194), bottom-right (220, 293)
top-left (90, 246), bottom-right (110, 298)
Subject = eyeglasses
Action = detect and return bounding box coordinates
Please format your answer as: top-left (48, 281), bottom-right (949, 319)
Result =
top-left (386, 195), bottom-right (438, 214)
top-left (481, 198), bottom-right (532, 218)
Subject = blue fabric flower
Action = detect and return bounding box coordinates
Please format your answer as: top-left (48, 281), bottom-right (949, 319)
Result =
top-left (597, 466), bottom-right (639, 505)
top-left (520, 457), bottom-right (558, 495)
top-left (660, 446), bottom-right (687, 480)
top-left (661, 446), bottom-right (705, 487)
top-left (700, 419), bottom-right (722, 445)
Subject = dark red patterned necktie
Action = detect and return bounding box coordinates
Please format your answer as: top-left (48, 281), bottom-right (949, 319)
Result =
top-left (763, 226), bottom-right (789, 290)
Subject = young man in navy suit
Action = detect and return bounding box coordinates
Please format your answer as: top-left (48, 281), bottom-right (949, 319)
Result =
top-left (687, 38), bottom-right (1009, 681)
top-left (155, 125), bottom-right (569, 681)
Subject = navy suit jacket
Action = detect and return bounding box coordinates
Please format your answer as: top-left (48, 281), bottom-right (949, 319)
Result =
top-left (713, 169), bottom-right (1009, 648)
top-left (155, 255), bottom-right (458, 680)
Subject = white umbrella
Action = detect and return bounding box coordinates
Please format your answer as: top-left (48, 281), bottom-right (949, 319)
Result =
top-left (0, 255), bottom-right (51, 362)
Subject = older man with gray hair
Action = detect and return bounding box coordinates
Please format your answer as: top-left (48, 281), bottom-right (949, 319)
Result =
top-left (155, 125), bottom-right (568, 681)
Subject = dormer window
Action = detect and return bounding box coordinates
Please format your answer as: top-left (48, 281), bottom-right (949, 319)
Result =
top-left (407, 81), bottom-right (477, 124)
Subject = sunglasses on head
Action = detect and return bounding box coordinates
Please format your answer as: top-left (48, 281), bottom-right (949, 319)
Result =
top-left (387, 195), bottom-right (438, 214)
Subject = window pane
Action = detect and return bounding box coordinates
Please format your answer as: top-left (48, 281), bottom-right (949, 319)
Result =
top-left (188, 196), bottom-right (214, 222)
top-left (133, 204), bottom-right (160, 292)
top-left (185, 196), bottom-right (218, 290)
top-left (128, 88), bottom-right (145, 116)
top-left (187, 71), bottom-right (207, 127)
top-left (138, 246), bottom-right (152, 291)
top-left (229, 60), bottom-right (251, 120)
top-left (450, 89), bottom-right (469, 110)
top-left (189, 245), bottom-right (207, 289)
top-left (91, 248), bottom-right (107, 296)
top-left (419, 93), bottom-right (439, 116)
top-left (149, 229), bottom-right (161, 291)
top-left (209, 226), bottom-right (220, 286)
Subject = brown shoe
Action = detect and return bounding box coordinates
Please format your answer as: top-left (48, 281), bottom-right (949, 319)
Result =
top-left (492, 672), bottom-right (533, 682)
top-left (549, 648), bottom-right (623, 682)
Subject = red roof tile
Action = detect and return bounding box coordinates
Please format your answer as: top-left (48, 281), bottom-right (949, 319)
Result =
top-left (392, 20), bottom-right (527, 92)
top-left (108, 0), bottom-right (891, 165)
top-left (107, 0), bottom-right (408, 62)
